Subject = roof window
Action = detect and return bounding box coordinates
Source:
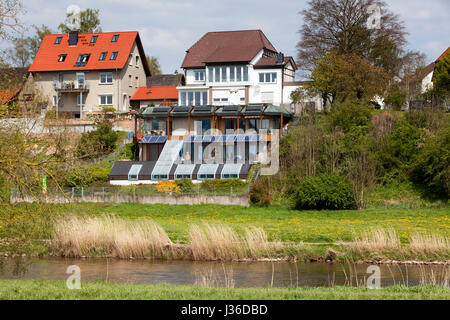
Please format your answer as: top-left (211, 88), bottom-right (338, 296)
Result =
top-left (110, 51), bottom-right (118, 61)
top-left (90, 35), bottom-right (98, 44)
top-left (54, 37), bottom-right (62, 45)
top-left (99, 52), bottom-right (107, 61)
top-left (75, 54), bottom-right (90, 67)
top-left (111, 34), bottom-right (119, 42)
top-left (58, 54), bottom-right (66, 62)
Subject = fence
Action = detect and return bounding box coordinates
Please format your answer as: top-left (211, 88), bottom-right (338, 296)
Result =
top-left (10, 185), bottom-right (251, 207)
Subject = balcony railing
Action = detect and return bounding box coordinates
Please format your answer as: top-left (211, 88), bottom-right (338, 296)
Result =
top-left (54, 81), bottom-right (90, 92)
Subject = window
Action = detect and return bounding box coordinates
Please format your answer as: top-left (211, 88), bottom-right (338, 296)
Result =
top-left (207, 67), bottom-right (213, 82)
top-left (236, 67), bottom-right (242, 81)
top-left (54, 37), bottom-right (62, 44)
top-left (221, 98), bottom-right (228, 102)
top-left (135, 76), bottom-right (139, 87)
top-left (112, 34), bottom-right (119, 42)
top-left (99, 52), bottom-right (107, 61)
top-left (136, 56), bottom-right (140, 67)
top-left (180, 92), bottom-right (186, 106)
top-left (213, 98), bottom-right (221, 102)
top-left (77, 73), bottom-right (85, 87)
top-left (202, 91), bottom-right (207, 106)
top-left (259, 72), bottom-right (277, 83)
top-left (195, 92), bottom-right (201, 105)
top-left (75, 54), bottom-right (90, 67)
top-left (188, 92), bottom-right (194, 106)
top-left (58, 54), bottom-right (66, 62)
top-left (129, 75), bottom-right (132, 87)
top-left (214, 67), bottom-right (220, 82)
top-left (99, 95), bottom-right (113, 105)
top-left (221, 67), bottom-right (227, 82)
top-left (99, 72), bottom-right (113, 84)
top-left (90, 35), bottom-right (98, 43)
top-left (195, 71), bottom-right (205, 81)
top-left (229, 67), bottom-right (235, 82)
top-left (77, 95), bottom-right (85, 106)
top-left (243, 66), bottom-right (248, 81)
top-left (53, 96), bottom-right (57, 106)
top-left (110, 51), bottom-right (118, 60)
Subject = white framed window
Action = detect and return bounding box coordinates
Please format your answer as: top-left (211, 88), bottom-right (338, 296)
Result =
top-left (259, 72), bottom-right (277, 83)
top-left (136, 55), bottom-right (140, 67)
top-left (194, 71), bottom-right (205, 81)
top-left (77, 95), bottom-right (85, 106)
top-left (99, 94), bottom-right (113, 105)
top-left (77, 73), bottom-right (85, 88)
top-left (99, 72), bottom-right (113, 84)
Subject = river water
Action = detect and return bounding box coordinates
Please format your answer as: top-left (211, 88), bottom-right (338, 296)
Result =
top-left (0, 257), bottom-right (447, 288)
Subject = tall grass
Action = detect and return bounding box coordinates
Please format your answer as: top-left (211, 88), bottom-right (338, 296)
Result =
top-left (351, 228), bottom-right (401, 254)
top-left (410, 233), bottom-right (450, 257)
top-left (53, 215), bottom-right (172, 259)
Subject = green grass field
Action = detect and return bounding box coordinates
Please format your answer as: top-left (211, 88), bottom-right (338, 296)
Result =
top-left (0, 279), bottom-right (448, 300)
top-left (52, 203), bottom-right (450, 244)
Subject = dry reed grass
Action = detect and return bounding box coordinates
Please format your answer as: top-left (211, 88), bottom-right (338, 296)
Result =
top-left (188, 223), bottom-right (277, 260)
top-left (350, 228), bottom-right (401, 254)
top-left (409, 233), bottom-right (450, 257)
top-left (53, 215), bottom-right (172, 259)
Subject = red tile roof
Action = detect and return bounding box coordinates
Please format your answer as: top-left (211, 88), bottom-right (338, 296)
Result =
top-left (29, 31), bottom-right (151, 76)
top-left (181, 30), bottom-right (277, 68)
top-left (131, 86), bottom-right (178, 101)
top-left (436, 47), bottom-right (449, 62)
top-left (253, 56), bottom-right (297, 69)
top-left (0, 89), bottom-right (20, 104)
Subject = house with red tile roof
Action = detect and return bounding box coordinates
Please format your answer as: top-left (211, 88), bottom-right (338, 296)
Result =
top-left (421, 46), bottom-right (449, 94)
top-left (177, 29), bottom-right (323, 117)
top-left (29, 31), bottom-right (151, 118)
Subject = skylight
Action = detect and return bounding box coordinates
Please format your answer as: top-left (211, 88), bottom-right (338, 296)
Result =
top-left (54, 37), bottom-right (62, 45)
top-left (111, 34), bottom-right (119, 42)
top-left (75, 54), bottom-right (90, 67)
top-left (110, 51), bottom-right (118, 60)
top-left (58, 54), bottom-right (66, 62)
top-left (90, 35), bottom-right (98, 43)
top-left (99, 52), bottom-right (107, 61)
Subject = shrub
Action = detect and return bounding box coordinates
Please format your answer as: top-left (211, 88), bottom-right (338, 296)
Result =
top-left (330, 101), bottom-right (372, 133)
top-left (201, 179), bottom-right (247, 193)
top-left (176, 179), bottom-right (194, 193)
top-left (63, 164), bottom-right (110, 187)
top-left (76, 121), bottom-right (119, 159)
top-left (157, 181), bottom-right (179, 193)
top-left (411, 125), bottom-right (450, 199)
top-left (293, 174), bottom-right (355, 210)
top-left (249, 178), bottom-right (272, 206)
top-left (117, 143), bottom-right (136, 160)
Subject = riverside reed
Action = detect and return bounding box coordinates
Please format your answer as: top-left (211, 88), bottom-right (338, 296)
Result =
top-left (51, 215), bottom-right (450, 262)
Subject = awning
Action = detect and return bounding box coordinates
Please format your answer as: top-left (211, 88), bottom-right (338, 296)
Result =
top-left (221, 163), bottom-right (243, 179)
top-left (197, 164), bottom-right (219, 180)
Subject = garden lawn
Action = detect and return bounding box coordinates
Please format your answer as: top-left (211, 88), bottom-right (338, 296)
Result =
top-left (0, 279), bottom-right (448, 300)
top-left (51, 203), bottom-right (450, 244)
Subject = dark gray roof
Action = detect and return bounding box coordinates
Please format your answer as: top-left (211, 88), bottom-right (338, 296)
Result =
top-left (148, 74), bottom-right (185, 86)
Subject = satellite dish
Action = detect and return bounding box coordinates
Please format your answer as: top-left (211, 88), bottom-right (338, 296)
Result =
top-left (66, 5), bottom-right (81, 31)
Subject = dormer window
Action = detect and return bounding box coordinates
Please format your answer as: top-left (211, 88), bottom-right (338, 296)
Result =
top-left (58, 54), bottom-right (66, 62)
top-left (99, 52), bottom-right (107, 61)
top-left (54, 37), bottom-right (62, 45)
top-left (75, 54), bottom-right (90, 67)
top-left (110, 51), bottom-right (118, 60)
top-left (111, 34), bottom-right (119, 42)
top-left (90, 35), bottom-right (98, 44)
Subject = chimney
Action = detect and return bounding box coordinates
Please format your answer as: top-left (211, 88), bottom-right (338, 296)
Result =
top-left (68, 31), bottom-right (79, 46)
top-left (276, 52), bottom-right (284, 65)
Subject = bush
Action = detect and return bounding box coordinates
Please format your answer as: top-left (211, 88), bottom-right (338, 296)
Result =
top-left (293, 174), bottom-right (355, 210)
top-left (250, 178), bottom-right (272, 206)
top-left (330, 102), bottom-right (372, 133)
top-left (63, 164), bottom-right (110, 187)
top-left (411, 125), bottom-right (450, 199)
top-left (176, 179), bottom-right (194, 193)
top-left (76, 121), bottom-right (119, 159)
top-left (117, 143), bottom-right (136, 160)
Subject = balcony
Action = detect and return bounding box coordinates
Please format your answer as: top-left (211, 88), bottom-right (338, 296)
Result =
top-left (54, 81), bottom-right (90, 93)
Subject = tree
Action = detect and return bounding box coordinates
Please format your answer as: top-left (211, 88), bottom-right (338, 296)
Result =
top-left (5, 35), bottom-right (32, 67)
top-left (146, 55), bottom-right (162, 75)
top-left (0, 0), bottom-right (23, 39)
top-left (58, 8), bottom-right (101, 33)
top-left (28, 25), bottom-right (52, 58)
top-left (432, 53), bottom-right (450, 101)
top-left (309, 51), bottom-right (388, 105)
top-left (297, 0), bottom-right (408, 76)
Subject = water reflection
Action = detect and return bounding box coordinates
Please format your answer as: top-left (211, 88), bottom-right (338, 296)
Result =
top-left (0, 257), bottom-right (448, 288)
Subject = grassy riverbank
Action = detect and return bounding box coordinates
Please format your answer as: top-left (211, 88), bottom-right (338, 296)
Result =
top-left (0, 279), bottom-right (448, 300)
top-left (51, 203), bottom-right (450, 243)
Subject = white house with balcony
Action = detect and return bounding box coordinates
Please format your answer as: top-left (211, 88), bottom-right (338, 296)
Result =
top-left (177, 29), bottom-right (323, 113)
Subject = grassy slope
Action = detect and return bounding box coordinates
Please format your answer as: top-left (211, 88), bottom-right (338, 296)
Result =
top-left (0, 279), bottom-right (448, 300)
top-left (52, 203), bottom-right (450, 243)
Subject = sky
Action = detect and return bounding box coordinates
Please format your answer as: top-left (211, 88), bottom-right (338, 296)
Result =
top-left (7, 0), bottom-right (450, 77)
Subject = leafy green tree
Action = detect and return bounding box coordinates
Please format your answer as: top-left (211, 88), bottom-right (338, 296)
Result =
top-left (146, 55), bottom-right (162, 75)
top-left (28, 24), bottom-right (52, 58)
top-left (58, 8), bottom-right (101, 33)
top-left (76, 121), bottom-right (119, 159)
top-left (5, 35), bottom-right (33, 67)
top-left (432, 54), bottom-right (450, 101)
